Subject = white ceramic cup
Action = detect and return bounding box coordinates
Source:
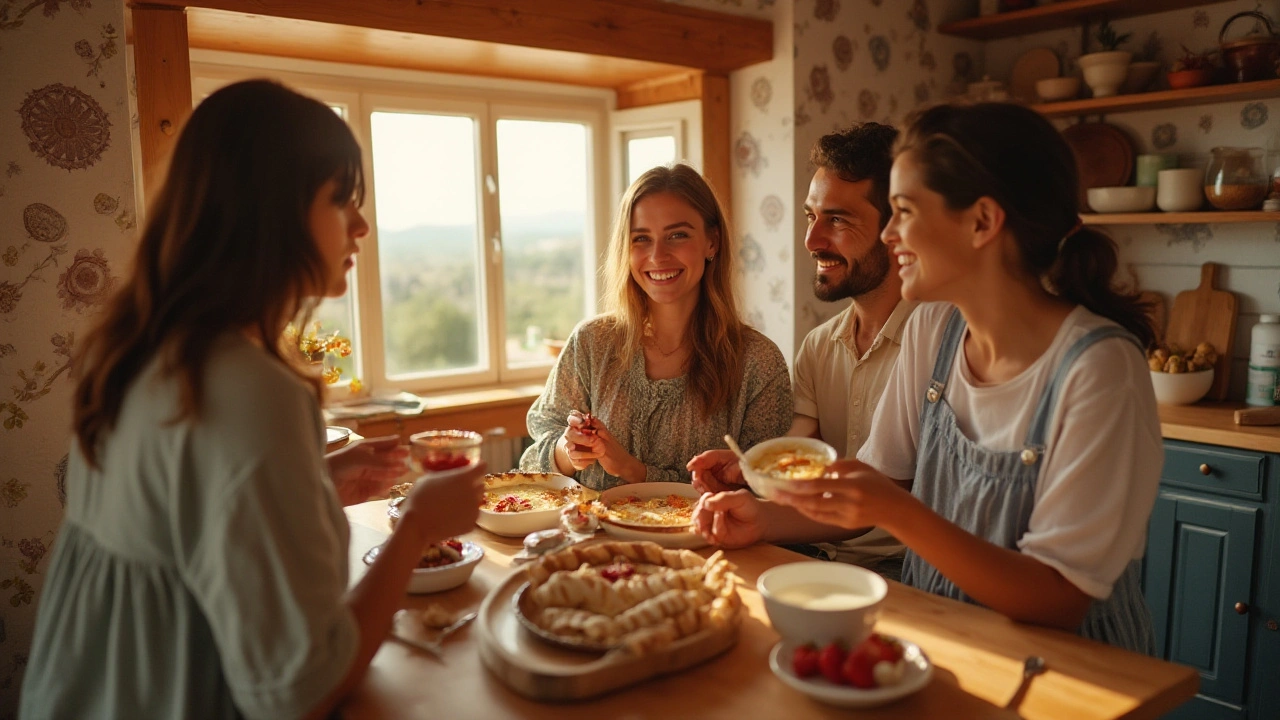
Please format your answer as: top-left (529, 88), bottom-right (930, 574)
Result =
top-left (1157, 168), bottom-right (1205, 212)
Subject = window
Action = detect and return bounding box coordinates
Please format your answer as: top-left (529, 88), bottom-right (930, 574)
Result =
top-left (191, 62), bottom-right (608, 394)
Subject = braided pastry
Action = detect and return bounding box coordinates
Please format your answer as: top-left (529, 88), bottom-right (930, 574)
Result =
top-left (521, 540), bottom-right (742, 655)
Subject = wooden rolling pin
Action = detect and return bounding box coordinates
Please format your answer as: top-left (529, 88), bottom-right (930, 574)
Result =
top-left (1235, 406), bottom-right (1280, 426)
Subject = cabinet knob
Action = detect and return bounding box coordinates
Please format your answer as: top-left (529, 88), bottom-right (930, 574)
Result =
top-left (1199, 463), bottom-right (1212, 475)
top-left (1235, 602), bottom-right (1249, 615)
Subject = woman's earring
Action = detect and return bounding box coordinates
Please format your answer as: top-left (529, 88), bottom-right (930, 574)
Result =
top-left (705, 255), bottom-right (714, 263)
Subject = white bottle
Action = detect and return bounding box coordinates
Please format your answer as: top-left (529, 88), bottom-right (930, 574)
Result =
top-left (1246, 314), bottom-right (1280, 406)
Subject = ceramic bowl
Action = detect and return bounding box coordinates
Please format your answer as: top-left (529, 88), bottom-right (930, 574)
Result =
top-left (1087, 186), bottom-right (1156, 213)
top-left (757, 561), bottom-right (888, 647)
top-left (408, 429), bottom-right (482, 473)
top-left (477, 472), bottom-right (586, 537)
top-left (1079, 51), bottom-right (1132, 97)
top-left (1035, 76), bottom-right (1080, 102)
top-left (740, 437), bottom-right (838, 501)
top-left (364, 540), bottom-right (484, 594)
top-left (1150, 369), bottom-right (1213, 405)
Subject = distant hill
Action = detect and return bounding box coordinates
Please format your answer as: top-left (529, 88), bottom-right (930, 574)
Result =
top-left (376, 212), bottom-right (586, 269)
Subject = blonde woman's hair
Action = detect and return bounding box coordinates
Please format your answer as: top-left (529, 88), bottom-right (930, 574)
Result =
top-left (601, 163), bottom-right (745, 418)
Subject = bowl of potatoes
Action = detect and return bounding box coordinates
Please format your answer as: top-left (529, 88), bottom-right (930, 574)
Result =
top-left (1147, 342), bottom-right (1217, 405)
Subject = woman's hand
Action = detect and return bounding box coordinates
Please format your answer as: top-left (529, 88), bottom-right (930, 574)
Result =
top-left (401, 460), bottom-right (487, 543)
top-left (693, 489), bottom-right (765, 549)
top-left (559, 412), bottom-right (645, 483)
top-left (687, 449), bottom-right (746, 494)
top-left (770, 459), bottom-right (913, 532)
top-left (326, 435), bottom-right (410, 506)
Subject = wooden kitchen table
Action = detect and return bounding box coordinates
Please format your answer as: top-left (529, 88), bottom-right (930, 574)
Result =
top-left (341, 501), bottom-right (1197, 720)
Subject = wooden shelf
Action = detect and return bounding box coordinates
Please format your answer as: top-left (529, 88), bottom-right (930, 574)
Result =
top-left (1034, 78), bottom-right (1280, 118)
top-left (1082, 211), bottom-right (1280, 224)
top-left (938, 0), bottom-right (1233, 40)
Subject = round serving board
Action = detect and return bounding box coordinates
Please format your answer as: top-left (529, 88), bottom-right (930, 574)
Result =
top-left (475, 560), bottom-right (738, 700)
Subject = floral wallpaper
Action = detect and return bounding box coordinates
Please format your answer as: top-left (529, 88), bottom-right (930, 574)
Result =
top-left (789, 0), bottom-right (979, 346)
top-left (984, 0), bottom-right (1280, 398)
top-left (668, 0), bottom-right (981, 360)
top-left (0, 0), bottom-right (135, 711)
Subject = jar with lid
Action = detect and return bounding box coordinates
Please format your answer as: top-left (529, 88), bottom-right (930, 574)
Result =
top-left (1246, 314), bottom-right (1280, 406)
top-left (1205, 147), bottom-right (1268, 210)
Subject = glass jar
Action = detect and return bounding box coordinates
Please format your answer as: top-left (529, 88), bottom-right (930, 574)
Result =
top-left (1205, 146), bottom-right (1268, 210)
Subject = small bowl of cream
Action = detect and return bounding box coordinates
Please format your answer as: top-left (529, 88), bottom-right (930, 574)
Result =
top-left (757, 561), bottom-right (888, 648)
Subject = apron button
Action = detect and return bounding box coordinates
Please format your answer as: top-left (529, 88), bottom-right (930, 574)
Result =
top-left (926, 388), bottom-right (940, 403)
top-left (1020, 448), bottom-right (1038, 465)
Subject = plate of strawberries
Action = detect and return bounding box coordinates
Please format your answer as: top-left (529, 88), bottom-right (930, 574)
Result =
top-left (768, 632), bottom-right (932, 708)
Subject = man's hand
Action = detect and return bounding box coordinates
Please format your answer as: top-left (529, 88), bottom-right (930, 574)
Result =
top-left (687, 449), bottom-right (747, 494)
top-left (692, 489), bottom-right (765, 549)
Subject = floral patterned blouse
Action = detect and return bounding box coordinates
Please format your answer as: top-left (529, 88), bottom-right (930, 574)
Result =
top-left (520, 316), bottom-right (793, 490)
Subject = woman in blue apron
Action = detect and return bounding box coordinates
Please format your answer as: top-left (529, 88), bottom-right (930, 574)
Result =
top-left (699, 103), bottom-right (1162, 654)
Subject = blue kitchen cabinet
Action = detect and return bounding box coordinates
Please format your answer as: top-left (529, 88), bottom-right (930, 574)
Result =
top-left (1143, 440), bottom-right (1280, 720)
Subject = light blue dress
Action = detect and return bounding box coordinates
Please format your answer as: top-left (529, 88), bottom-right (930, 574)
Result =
top-left (19, 335), bottom-right (358, 719)
top-left (903, 309), bottom-right (1156, 654)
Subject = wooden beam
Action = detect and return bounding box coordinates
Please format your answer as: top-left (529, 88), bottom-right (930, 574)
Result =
top-left (130, 3), bottom-right (193, 208)
top-left (136, 0), bottom-right (772, 73)
top-left (615, 71), bottom-right (703, 110)
top-left (700, 73), bottom-right (731, 210)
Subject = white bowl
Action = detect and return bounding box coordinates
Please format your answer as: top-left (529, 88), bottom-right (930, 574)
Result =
top-left (1150, 369), bottom-right (1213, 405)
top-left (1079, 51), bottom-right (1131, 97)
top-left (769, 637), bottom-right (933, 708)
top-left (477, 472), bottom-right (585, 537)
top-left (739, 437), bottom-right (838, 501)
top-left (598, 482), bottom-right (706, 549)
top-left (364, 541), bottom-right (484, 594)
top-left (758, 561), bottom-right (888, 647)
top-left (1035, 76), bottom-right (1080, 102)
top-left (1087, 186), bottom-right (1156, 213)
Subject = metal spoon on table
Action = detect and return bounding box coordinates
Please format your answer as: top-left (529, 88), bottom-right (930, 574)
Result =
top-left (1005, 656), bottom-right (1047, 709)
top-left (390, 611), bottom-right (478, 661)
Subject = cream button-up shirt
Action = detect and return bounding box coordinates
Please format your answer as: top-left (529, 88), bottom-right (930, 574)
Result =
top-left (793, 298), bottom-right (918, 565)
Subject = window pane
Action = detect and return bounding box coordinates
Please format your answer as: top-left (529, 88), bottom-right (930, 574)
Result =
top-left (496, 119), bottom-right (589, 367)
top-left (370, 111), bottom-right (483, 377)
top-left (317, 103), bottom-right (359, 387)
top-left (626, 135), bottom-right (677, 185)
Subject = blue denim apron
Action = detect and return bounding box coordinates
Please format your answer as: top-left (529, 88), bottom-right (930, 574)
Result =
top-left (902, 309), bottom-right (1155, 654)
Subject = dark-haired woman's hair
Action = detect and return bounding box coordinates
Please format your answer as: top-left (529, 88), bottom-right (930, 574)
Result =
top-left (810, 122), bottom-right (899, 230)
top-left (896, 103), bottom-right (1155, 348)
top-left (73, 79), bottom-right (364, 467)
top-left (602, 163), bottom-right (743, 418)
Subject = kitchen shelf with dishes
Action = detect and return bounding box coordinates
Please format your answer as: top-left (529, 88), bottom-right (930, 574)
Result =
top-left (1081, 210), bottom-right (1279, 225)
top-left (1031, 77), bottom-right (1280, 118)
top-left (938, 0), bottom-right (1235, 41)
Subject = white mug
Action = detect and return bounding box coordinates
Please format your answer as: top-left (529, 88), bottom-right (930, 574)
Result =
top-left (1157, 168), bottom-right (1204, 212)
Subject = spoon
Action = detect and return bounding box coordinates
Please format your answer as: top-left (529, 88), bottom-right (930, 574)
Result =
top-left (1005, 655), bottom-right (1047, 709)
top-left (723, 435), bottom-right (748, 463)
top-left (390, 611), bottom-right (478, 661)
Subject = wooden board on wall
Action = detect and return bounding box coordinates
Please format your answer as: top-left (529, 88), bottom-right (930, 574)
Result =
top-left (135, 0), bottom-right (772, 73)
top-left (130, 3), bottom-right (193, 207)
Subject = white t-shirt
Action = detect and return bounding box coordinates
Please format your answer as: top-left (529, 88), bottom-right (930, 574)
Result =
top-left (858, 302), bottom-right (1163, 599)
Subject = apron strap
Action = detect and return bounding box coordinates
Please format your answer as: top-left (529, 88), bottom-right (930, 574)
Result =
top-left (1020, 325), bottom-right (1143, 464)
top-left (923, 307), bottom-right (967, 410)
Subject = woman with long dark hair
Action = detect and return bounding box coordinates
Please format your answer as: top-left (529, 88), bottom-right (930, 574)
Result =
top-left (20, 80), bottom-right (485, 718)
top-left (696, 103), bottom-right (1161, 653)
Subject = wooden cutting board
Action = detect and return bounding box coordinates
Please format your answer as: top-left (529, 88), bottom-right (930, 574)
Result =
top-left (1139, 290), bottom-right (1166, 345)
top-left (1166, 262), bottom-right (1238, 401)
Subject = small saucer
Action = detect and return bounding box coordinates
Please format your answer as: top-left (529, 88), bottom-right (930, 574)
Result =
top-left (768, 636), bottom-right (933, 708)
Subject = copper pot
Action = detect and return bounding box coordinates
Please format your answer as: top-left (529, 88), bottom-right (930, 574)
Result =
top-left (1219, 11), bottom-right (1280, 83)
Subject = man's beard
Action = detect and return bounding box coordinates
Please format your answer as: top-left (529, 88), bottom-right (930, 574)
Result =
top-left (812, 241), bottom-right (891, 302)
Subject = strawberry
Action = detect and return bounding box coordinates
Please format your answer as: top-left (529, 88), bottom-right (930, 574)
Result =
top-left (791, 644), bottom-right (821, 678)
top-left (817, 642), bottom-right (846, 684)
top-left (842, 645), bottom-right (877, 689)
top-left (865, 633), bottom-right (904, 664)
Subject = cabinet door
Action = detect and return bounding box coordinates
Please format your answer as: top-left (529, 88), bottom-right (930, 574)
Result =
top-left (1146, 492), bottom-right (1258, 707)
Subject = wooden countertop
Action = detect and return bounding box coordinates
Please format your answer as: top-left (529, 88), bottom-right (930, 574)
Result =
top-left (341, 501), bottom-right (1198, 720)
top-left (1159, 402), bottom-right (1280, 454)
